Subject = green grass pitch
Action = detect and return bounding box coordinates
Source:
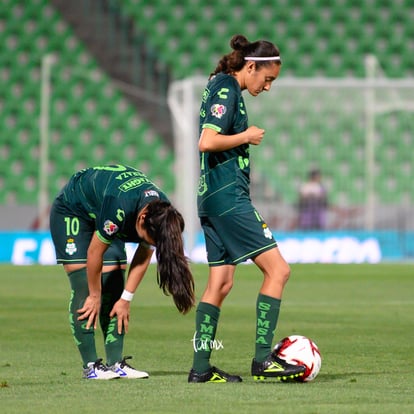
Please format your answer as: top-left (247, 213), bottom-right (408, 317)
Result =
top-left (1, 263), bottom-right (413, 413)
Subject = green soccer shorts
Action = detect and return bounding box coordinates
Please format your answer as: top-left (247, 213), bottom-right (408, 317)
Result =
top-left (200, 210), bottom-right (278, 266)
top-left (50, 197), bottom-right (127, 265)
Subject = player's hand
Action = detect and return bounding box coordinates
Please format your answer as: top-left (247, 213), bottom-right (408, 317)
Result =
top-left (110, 299), bottom-right (131, 334)
top-left (246, 125), bottom-right (265, 146)
top-left (77, 295), bottom-right (101, 330)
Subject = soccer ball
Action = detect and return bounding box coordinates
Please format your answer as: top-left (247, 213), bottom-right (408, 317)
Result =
top-left (273, 335), bottom-right (322, 382)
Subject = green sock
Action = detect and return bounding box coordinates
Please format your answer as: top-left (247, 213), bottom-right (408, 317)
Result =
top-left (68, 268), bottom-right (98, 368)
top-left (192, 302), bottom-right (220, 374)
top-left (101, 269), bottom-right (125, 366)
top-left (255, 293), bottom-right (281, 363)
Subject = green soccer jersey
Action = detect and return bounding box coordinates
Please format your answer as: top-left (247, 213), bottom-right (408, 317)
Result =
top-left (197, 73), bottom-right (252, 217)
top-left (58, 164), bottom-right (169, 244)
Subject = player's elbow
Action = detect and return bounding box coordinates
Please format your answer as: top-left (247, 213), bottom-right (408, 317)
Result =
top-left (198, 135), bottom-right (216, 152)
top-left (198, 140), bottom-right (211, 152)
top-left (199, 128), bottom-right (219, 152)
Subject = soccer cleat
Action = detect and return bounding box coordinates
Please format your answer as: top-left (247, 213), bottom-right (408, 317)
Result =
top-left (188, 366), bottom-right (242, 383)
top-left (83, 358), bottom-right (120, 380)
top-left (109, 356), bottom-right (149, 379)
top-left (251, 352), bottom-right (306, 381)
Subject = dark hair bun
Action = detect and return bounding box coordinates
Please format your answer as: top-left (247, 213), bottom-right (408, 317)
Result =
top-left (230, 34), bottom-right (249, 51)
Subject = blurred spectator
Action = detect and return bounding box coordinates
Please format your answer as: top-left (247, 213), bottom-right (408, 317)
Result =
top-left (291, 169), bottom-right (359, 230)
top-left (296, 169), bottom-right (328, 230)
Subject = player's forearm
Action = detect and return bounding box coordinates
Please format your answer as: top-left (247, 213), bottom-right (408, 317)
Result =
top-left (124, 245), bottom-right (153, 293)
top-left (86, 232), bottom-right (110, 296)
top-left (86, 257), bottom-right (103, 297)
top-left (86, 247), bottom-right (103, 297)
top-left (124, 268), bottom-right (146, 295)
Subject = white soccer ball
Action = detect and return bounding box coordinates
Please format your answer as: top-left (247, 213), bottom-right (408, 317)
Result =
top-left (273, 335), bottom-right (322, 382)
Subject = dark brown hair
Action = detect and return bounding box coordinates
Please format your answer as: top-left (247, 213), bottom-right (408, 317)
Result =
top-left (143, 200), bottom-right (195, 314)
top-left (210, 34), bottom-right (281, 78)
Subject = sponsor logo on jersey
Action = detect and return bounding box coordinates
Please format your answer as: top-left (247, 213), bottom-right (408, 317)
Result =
top-left (202, 87), bottom-right (210, 103)
top-left (119, 177), bottom-right (151, 192)
top-left (210, 104), bottom-right (226, 119)
top-left (144, 190), bottom-right (159, 198)
top-left (103, 220), bottom-right (118, 236)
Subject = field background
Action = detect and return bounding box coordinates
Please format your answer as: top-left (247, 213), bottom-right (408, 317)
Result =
top-left (0, 263), bottom-right (413, 414)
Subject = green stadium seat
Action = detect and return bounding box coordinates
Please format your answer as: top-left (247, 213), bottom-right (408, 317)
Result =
top-left (0, 0), bottom-right (175, 206)
top-left (1, 0), bottom-right (413, 212)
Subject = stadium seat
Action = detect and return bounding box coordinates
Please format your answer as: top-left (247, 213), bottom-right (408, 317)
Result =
top-left (1, 0), bottom-right (413, 215)
top-left (119, 0), bottom-right (413, 80)
top-left (0, 0), bottom-right (175, 207)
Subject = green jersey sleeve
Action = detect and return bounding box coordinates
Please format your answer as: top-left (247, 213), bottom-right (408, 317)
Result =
top-left (200, 73), bottom-right (247, 135)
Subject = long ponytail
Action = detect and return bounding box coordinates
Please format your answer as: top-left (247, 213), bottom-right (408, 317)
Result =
top-left (143, 200), bottom-right (195, 314)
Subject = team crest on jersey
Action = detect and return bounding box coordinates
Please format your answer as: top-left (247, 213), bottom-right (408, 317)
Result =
top-left (210, 104), bottom-right (226, 119)
top-left (262, 224), bottom-right (273, 239)
top-left (65, 238), bottom-right (77, 256)
top-left (103, 220), bottom-right (118, 236)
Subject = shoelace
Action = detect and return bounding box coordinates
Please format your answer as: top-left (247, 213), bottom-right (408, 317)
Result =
top-left (94, 358), bottom-right (110, 371)
top-left (119, 356), bottom-right (134, 369)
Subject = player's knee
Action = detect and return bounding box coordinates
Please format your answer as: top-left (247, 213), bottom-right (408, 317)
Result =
top-left (273, 262), bottom-right (291, 287)
top-left (218, 280), bottom-right (234, 298)
top-left (102, 264), bottom-right (126, 273)
top-left (220, 282), bottom-right (233, 298)
top-left (282, 263), bottom-right (291, 285)
top-left (64, 264), bottom-right (86, 274)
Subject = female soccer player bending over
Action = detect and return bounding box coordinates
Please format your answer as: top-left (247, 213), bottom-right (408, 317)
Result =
top-left (50, 164), bottom-right (195, 380)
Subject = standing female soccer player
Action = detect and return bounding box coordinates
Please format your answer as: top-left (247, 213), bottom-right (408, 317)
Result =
top-left (188, 34), bottom-right (305, 383)
top-left (50, 164), bottom-right (195, 380)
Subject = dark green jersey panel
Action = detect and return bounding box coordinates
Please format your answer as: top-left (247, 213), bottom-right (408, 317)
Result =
top-left (56, 165), bottom-right (169, 243)
top-left (197, 73), bottom-right (252, 217)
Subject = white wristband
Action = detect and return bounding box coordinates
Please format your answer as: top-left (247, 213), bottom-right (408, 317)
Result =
top-left (121, 289), bottom-right (134, 302)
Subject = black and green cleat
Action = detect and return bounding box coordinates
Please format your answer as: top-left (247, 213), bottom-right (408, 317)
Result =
top-left (251, 353), bottom-right (306, 381)
top-left (188, 366), bottom-right (242, 383)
